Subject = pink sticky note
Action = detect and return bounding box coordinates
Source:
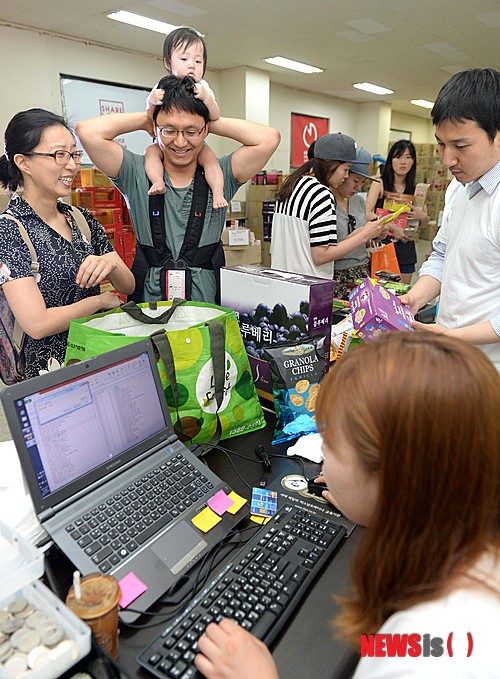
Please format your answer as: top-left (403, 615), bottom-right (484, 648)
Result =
top-left (207, 489), bottom-right (235, 516)
top-left (118, 572), bottom-right (148, 609)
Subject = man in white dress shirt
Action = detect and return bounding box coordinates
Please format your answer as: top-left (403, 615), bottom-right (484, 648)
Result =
top-left (402, 68), bottom-right (500, 372)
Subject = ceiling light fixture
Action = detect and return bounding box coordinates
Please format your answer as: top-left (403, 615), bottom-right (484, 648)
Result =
top-left (107, 10), bottom-right (179, 35)
top-left (264, 57), bottom-right (323, 74)
top-left (353, 82), bottom-right (394, 95)
top-left (410, 99), bottom-right (434, 109)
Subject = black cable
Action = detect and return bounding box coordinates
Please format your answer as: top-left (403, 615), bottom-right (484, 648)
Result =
top-left (118, 607), bottom-right (180, 630)
top-left (190, 533), bottom-right (240, 595)
top-left (201, 441), bottom-right (307, 476)
top-left (120, 524), bottom-right (261, 630)
top-left (200, 445), bottom-right (255, 490)
top-left (183, 524), bottom-right (262, 602)
top-left (279, 452), bottom-right (306, 475)
top-left (120, 540), bottom-right (234, 629)
top-left (199, 443), bottom-right (262, 465)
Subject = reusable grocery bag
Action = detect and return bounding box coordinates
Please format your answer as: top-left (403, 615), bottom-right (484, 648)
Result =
top-left (369, 240), bottom-right (401, 278)
top-left (65, 299), bottom-right (265, 444)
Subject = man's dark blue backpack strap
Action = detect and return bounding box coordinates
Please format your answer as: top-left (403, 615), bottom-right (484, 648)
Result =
top-left (130, 165), bottom-right (224, 302)
top-left (178, 164), bottom-right (209, 263)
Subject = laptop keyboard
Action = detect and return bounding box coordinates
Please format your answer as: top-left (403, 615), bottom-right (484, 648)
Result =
top-left (137, 503), bottom-right (346, 679)
top-left (64, 454), bottom-right (215, 574)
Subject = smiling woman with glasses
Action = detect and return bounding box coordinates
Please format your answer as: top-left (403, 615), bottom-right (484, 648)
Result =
top-left (23, 149), bottom-right (85, 164)
top-left (0, 107), bottom-right (134, 380)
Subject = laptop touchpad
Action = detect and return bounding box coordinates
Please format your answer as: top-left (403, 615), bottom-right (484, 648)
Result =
top-left (151, 521), bottom-right (208, 575)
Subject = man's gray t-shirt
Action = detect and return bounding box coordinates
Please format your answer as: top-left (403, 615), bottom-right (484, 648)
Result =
top-left (113, 149), bottom-right (241, 302)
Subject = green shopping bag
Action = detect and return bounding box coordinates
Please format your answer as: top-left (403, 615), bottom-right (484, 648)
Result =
top-left (65, 299), bottom-right (265, 444)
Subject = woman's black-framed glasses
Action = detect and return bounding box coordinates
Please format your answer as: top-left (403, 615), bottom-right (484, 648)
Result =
top-left (347, 214), bottom-right (357, 234)
top-left (25, 150), bottom-right (84, 165)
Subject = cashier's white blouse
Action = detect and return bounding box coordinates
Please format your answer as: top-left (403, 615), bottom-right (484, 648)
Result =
top-left (353, 553), bottom-right (500, 678)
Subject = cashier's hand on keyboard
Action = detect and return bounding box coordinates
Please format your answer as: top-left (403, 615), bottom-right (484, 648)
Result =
top-left (195, 618), bottom-right (279, 679)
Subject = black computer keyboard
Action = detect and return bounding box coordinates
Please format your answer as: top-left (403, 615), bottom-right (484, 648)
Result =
top-left (137, 502), bottom-right (346, 679)
top-left (64, 454), bottom-right (215, 573)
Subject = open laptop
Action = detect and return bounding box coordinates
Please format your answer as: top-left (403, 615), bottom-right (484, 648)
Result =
top-left (1, 340), bottom-right (242, 623)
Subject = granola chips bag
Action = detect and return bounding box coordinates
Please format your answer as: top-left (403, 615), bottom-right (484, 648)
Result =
top-left (263, 335), bottom-right (329, 445)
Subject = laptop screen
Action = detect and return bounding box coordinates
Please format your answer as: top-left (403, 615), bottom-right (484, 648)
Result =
top-left (12, 349), bottom-right (167, 499)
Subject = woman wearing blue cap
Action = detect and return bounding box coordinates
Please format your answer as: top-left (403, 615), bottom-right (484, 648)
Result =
top-left (270, 132), bottom-right (386, 281)
top-left (331, 147), bottom-right (381, 299)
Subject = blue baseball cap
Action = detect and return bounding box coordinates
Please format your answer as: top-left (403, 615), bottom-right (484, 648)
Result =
top-left (349, 147), bottom-right (379, 181)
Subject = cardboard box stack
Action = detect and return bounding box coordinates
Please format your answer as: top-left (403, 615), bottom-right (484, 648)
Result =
top-left (223, 200), bottom-right (261, 267)
top-left (412, 143), bottom-right (451, 226)
top-left (420, 219), bottom-right (439, 242)
top-left (262, 201), bottom-right (275, 242)
top-left (413, 143), bottom-right (438, 183)
top-left (247, 184), bottom-right (280, 267)
top-left (72, 168), bottom-right (136, 269)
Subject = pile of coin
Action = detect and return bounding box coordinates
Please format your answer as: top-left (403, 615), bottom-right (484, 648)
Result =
top-left (0, 596), bottom-right (79, 677)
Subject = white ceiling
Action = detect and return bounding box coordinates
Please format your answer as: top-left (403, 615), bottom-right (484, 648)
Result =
top-left (1, 0), bottom-right (500, 119)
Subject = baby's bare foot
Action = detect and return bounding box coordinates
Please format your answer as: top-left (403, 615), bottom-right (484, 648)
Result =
top-left (212, 193), bottom-right (229, 209)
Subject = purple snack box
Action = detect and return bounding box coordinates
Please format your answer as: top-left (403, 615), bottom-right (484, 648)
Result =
top-left (349, 278), bottom-right (414, 342)
top-left (220, 266), bottom-right (334, 399)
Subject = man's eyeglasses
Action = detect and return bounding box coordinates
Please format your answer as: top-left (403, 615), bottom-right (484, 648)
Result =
top-left (347, 214), bottom-right (357, 234)
top-left (157, 125), bottom-right (206, 140)
top-left (25, 150), bottom-right (84, 165)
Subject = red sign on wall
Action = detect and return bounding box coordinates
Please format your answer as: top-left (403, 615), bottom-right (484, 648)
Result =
top-left (291, 113), bottom-right (329, 168)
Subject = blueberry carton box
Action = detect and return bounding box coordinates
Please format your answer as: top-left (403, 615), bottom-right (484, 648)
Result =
top-left (349, 277), bottom-right (414, 342)
top-left (220, 266), bottom-right (334, 399)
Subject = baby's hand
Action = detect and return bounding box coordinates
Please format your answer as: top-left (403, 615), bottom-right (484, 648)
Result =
top-left (193, 82), bottom-right (207, 102)
top-left (146, 87), bottom-right (165, 112)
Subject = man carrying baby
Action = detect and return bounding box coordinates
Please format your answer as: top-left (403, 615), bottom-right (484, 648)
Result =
top-left (76, 76), bottom-right (280, 304)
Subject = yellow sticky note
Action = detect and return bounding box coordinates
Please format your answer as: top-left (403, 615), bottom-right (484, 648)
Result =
top-left (250, 515), bottom-right (271, 525)
top-left (192, 506), bottom-right (222, 533)
top-left (226, 491), bottom-right (248, 515)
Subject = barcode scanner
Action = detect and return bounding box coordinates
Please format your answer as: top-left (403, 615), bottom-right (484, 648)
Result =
top-left (307, 477), bottom-right (328, 497)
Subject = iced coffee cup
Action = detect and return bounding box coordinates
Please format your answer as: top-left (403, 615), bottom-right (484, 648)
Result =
top-left (66, 573), bottom-right (120, 659)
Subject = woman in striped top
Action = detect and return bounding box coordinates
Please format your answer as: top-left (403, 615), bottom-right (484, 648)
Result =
top-left (270, 132), bottom-right (386, 280)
